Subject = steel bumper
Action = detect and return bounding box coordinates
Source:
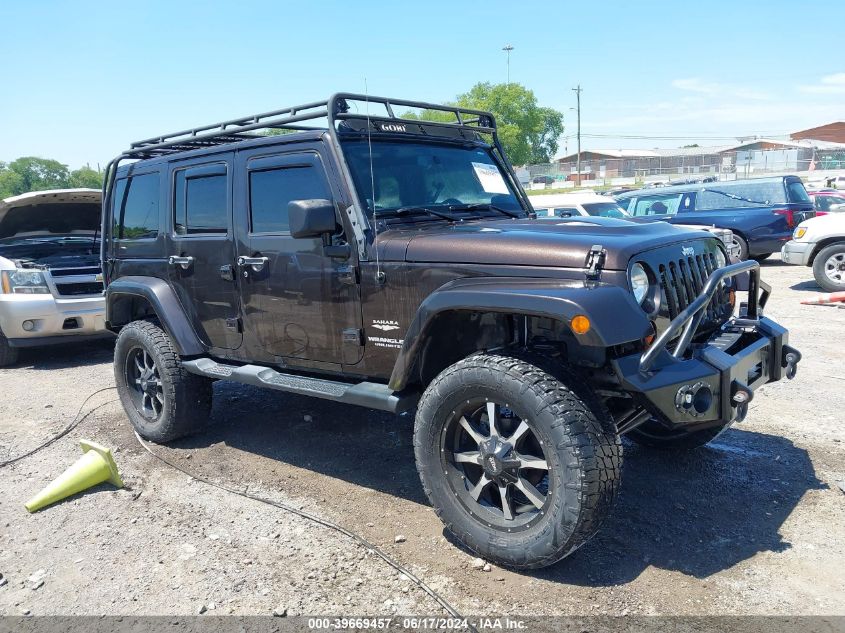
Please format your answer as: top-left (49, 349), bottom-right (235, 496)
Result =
top-left (611, 259), bottom-right (799, 427)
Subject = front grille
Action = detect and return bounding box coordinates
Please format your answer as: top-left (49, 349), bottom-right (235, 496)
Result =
top-left (50, 266), bottom-right (100, 277)
top-left (657, 251), bottom-right (731, 331)
top-left (54, 281), bottom-right (104, 296)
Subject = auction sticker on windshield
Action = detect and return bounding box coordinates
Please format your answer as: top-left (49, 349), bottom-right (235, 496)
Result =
top-left (472, 162), bottom-right (509, 194)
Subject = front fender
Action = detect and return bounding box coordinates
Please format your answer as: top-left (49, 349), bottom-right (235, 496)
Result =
top-left (105, 276), bottom-right (205, 356)
top-left (388, 277), bottom-right (650, 390)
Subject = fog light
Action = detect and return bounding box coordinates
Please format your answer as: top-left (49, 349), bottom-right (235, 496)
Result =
top-left (22, 320), bottom-right (35, 331)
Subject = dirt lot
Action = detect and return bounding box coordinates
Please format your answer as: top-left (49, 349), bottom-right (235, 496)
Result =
top-left (1, 256), bottom-right (843, 618)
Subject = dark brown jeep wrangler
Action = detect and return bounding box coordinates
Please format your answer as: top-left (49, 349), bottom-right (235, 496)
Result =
top-left (102, 94), bottom-right (799, 569)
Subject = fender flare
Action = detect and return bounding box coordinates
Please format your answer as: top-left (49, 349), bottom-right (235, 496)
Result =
top-left (105, 276), bottom-right (205, 356)
top-left (388, 277), bottom-right (650, 390)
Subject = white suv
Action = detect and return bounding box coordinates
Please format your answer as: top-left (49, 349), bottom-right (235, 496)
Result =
top-left (782, 214), bottom-right (845, 292)
top-left (0, 189), bottom-right (109, 366)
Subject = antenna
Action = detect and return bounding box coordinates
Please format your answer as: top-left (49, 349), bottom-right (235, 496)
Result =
top-left (364, 78), bottom-right (385, 284)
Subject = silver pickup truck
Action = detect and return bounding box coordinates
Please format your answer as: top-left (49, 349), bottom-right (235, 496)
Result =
top-left (0, 189), bottom-right (110, 366)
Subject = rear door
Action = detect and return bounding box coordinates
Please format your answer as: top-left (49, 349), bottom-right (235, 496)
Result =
top-left (166, 154), bottom-right (242, 350)
top-left (233, 145), bottom-right (363, 366)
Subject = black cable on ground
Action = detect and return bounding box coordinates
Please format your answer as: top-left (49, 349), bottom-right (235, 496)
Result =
top-left (134, 430), bottom-right (476, 629)
top-left (0, 387), bottom-right (118, 468)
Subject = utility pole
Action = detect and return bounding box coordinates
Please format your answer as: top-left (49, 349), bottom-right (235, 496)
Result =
top-left (502, 44), bottom-right (514, 85)
top-left (572, 84), bottom-right (582, 186)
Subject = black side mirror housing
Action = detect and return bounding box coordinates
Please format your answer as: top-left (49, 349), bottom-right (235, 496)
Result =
top-left (288, 199), bottom-right (338, 239)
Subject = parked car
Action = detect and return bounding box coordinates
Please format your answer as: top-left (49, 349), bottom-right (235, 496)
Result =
top-left (781, 214), bottom-right (845, 291)
top-left (615, 176), bottom-right (815, 260)
top-left (102, 93), bottom-right (798, 570)
top-left (0, 189), bottom-right (109, 366)
top-left (809, 190), bottom-right (845, 216)
top-left (532, 192), bottom-right (741, 259)
top-left (531, 174), bottom-right (555, 185)
top-left (530, 192), bottom-right (630, 218)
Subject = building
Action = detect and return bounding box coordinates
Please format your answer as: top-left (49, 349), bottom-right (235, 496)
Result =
top-left (791, 122), bottom-right (845, 144)
top-left (548, 137), bottom-right (845, 183)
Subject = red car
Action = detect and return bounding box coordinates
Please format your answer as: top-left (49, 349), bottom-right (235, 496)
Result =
top-left (809, 190), bottom-right (845, 216)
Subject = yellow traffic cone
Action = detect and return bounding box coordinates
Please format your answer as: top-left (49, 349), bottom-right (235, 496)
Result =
top-left (24, 440), bottom-right (124, 513)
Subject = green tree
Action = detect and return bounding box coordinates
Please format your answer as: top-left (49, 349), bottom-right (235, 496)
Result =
top-left (0, 156), bottom-right (70, 198)
top-left (69, 165), bottom-right (104, 189)
top-left (404, 83), bottom-right (564, 165)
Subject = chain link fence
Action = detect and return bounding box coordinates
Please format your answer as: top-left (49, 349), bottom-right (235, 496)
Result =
top-left (523, 147), bottom-right (845, 189)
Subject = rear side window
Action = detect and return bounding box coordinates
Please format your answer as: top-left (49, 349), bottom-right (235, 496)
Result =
top-left (786, 181), bottom-right (811, 203)
top-left (695, 182), bottom-right (786, 210)
top-left (174, 167), bottom-right (228, 235)
top-left (249, 165), bottom-right (331, 233)
top-left (113, 173), bottom-right (160, 240)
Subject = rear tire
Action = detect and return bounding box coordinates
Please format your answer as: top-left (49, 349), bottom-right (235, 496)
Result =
top-left (414, 352), bottom-right (621, 569)
top-left (732, 234), bottom-right (749, 261)
top-left (812, 243), bottom-right (845, 292)
top-left (753, 253), bottom-right (771, 262)
top-left (627, 418), bottom-right (730, 450)
top-left (114, 320), bottom-right (213, 442)
top-left (0, 330), bottom-right (19, 368)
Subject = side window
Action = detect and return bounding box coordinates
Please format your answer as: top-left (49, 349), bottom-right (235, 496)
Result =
top-left (631, 194), bottom-right (681, 217)
top-left (249, 165), bottom-right (331, 234)
top-left (814, 196), bottom-right (830, 211)
top-left (787, 181), bottom-right (811, 203)
top-left (173, 166), bottom-right (228, 235)
top-left (113, 173), bottom-right (160, 240)
top-left (554, 207), bottom-right (579, 217)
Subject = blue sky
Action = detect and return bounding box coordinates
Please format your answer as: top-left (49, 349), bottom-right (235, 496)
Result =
top-left (2, 0), bottom-right (843, 168)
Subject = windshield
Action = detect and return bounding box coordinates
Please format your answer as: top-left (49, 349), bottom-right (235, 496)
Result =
top-left (582, 202), bottom-right (630, 218)
top-left (342, 140), bottom-right (525, 217)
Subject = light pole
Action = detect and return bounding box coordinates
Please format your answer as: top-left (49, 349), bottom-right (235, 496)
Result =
top-left (572, 84), bottom-right (582, 186)
top-left (502, 44), bottom-right (514, 85)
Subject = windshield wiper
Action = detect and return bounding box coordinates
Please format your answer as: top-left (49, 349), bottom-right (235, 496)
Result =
top-left (390, 206), bottom-right (461, 221)
top-left (700, 188), bottom-right (771, 206)
top-left (446, 202), bottom-right (523, 218)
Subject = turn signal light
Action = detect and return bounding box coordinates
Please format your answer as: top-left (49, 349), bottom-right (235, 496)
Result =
top-left (570, 315), bottom-right (591, 335)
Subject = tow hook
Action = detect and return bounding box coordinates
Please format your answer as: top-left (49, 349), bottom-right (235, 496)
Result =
top-left (730, 380), bottom-right (754, 422)
top-left (782, 345), bottom-right (801, 380)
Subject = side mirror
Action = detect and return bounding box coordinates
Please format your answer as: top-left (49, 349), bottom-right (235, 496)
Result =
top-left (288, 199), bottom-right (337, 239)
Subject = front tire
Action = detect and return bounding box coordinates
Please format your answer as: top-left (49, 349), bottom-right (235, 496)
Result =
top-left (114, 320), bottom-right (213, 442)
top-left (627, 418), bottom-right (730, 450)
top-left (812, 243), bottom-right (845, 292)
top-left (0, 329), bottom-right (19, 367)
top-left (414, 353), bottom-right (621, 569)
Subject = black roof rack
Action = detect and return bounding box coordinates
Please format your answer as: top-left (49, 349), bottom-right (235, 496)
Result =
top-left (121, 94), bottom-right (499, 160)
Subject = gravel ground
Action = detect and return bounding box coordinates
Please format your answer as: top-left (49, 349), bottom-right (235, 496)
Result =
top-left (1, 255), bottom-right (843, 618)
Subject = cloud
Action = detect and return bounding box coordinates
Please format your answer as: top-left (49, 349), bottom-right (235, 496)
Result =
top-left (671, 77), bottom-right (770, 101)
top-left (798, 72), bottom-right (845, 94)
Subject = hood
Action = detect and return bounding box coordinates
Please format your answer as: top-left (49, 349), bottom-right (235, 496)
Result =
top-left (0, 189), bottom-right (102, 241)
top-left (376, 216), bottom-right (716, 270)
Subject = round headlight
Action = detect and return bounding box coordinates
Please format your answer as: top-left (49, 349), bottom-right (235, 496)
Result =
top-left (630, 263), bottom-right (649, 305)
top-left (714, 247), bottom-right (727, 269)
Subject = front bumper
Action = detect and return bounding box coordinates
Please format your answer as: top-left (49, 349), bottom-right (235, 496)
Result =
top-left (0, 293), bottom-right (109, 347)
top-left (611, 259), bottom-right (799, 427)
top-left (781, 240), bottom-right (814, 266)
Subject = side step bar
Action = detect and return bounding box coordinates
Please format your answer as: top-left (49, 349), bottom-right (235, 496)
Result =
top-left (182, 358), bottom-right (418, 414)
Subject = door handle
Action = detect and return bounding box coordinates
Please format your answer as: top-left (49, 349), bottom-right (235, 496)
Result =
top-left (168, 255), bottom-right (194, 270)
top-left (237, 256), bottom-right (269, 271)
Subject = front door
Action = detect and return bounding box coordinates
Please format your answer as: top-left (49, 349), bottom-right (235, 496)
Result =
top-left (234, 147), bottom-right (362, 365)
top-left (166, 154), bottom-right (242, 350)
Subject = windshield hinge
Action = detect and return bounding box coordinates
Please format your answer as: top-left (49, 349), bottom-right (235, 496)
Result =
top-left (585, 244), bottom-right (606, 280)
